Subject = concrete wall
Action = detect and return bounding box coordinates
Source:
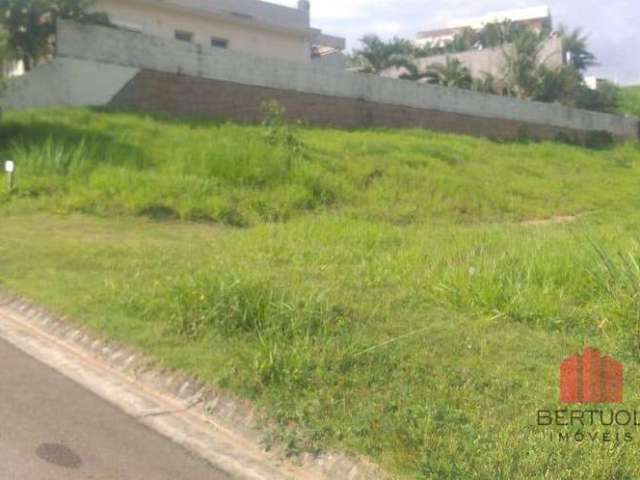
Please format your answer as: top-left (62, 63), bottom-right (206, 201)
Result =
top-left (2, 21), bottom-right (637, 143)
top-left (0, 57), bottom-right (139, 110)
top-left (94, 0), bottom-right (312, 62)
top-left (312, 51), bottom-right (348, 70)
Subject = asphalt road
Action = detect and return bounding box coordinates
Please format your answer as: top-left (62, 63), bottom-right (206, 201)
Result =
top-left (0, 337), bottom-right (231, 480)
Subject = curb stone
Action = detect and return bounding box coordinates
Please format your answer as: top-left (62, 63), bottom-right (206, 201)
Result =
top-left (0, 288), bottom-right (385, 480)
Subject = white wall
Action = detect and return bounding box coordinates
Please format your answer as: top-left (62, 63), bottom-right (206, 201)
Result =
top-left (94, 0), bottom-right (312, 62)
top-left (312, 51), bottom-right (348, 70)
top-left (0, 57), bottom-right (139, 111)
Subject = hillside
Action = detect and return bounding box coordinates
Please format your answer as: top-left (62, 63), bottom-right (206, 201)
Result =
top-left (2, 109), bottom-right (640, 479)
top-left (1, 108), bottom-right (639, 225)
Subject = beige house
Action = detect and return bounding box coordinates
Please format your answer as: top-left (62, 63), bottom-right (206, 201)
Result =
top-left (416, 5), bottom-right (553, 48)
top-left (92, 0), bottom-right (345, 64)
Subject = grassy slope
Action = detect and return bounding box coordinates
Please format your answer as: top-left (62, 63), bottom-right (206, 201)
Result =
top-left (2, 109), bottom-right (640, 478)
top-left (620, 86), bottom-right (640, 118)
top-left (2, 109), bottom-right (638, 225)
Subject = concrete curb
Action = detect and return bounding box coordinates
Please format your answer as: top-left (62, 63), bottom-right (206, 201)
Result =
top-left (0, 289), bottom-right (384, 480)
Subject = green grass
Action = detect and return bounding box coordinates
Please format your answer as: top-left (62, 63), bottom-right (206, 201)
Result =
top-left (3, 108), bottom-right (640, 478)
top-left (2, 108), bottom-right (639, 226)
top-left (619, 86), bottom-right (640, 118)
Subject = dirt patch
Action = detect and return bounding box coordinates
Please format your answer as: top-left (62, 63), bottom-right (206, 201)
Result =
top-left (520, 215), bottom-right (578, 227)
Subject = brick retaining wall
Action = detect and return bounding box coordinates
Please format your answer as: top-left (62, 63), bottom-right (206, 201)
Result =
top-left (111, 70), bottom-right (595, 142)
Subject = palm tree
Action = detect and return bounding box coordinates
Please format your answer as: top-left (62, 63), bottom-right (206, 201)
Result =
top-left (478, 22), bottom-right (505, 48)
top-left (423, 57), bottom-right (473, 89)
top-left (351, 34), bottom-right (415, 74)
top-left (413, 43), bottom-right (445, 58)
top-left (472, 72), bottom-right (499, 94)
top-left (556, 25), bottom-right (597, 72)
top-left (477, 20), bottom-right (532, 49)
top-left (501, 30), bottom-right (546, 99)
top-left (396, 60), bottom-right (424, 81)
top-left (446, 27), bottom-right (479, 53)
top-left (533, 65), bottom-right (581, 104)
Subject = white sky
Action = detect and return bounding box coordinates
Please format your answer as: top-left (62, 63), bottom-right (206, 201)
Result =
top-left (271, 0), bottom-right (640, 84)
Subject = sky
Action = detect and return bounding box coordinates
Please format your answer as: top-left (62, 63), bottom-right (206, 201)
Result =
top-left (272, 0), bottom-right (640, 85)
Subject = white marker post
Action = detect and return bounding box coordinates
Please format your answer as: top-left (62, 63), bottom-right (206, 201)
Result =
top-left (4, 160), bottom-right (15, 192)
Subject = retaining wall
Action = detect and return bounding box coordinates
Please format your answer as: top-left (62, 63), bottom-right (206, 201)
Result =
top-left (2, 20), bottom-right (638, 142)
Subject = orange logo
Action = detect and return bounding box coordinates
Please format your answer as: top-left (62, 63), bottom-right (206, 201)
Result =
top-left (560, 347), bottom-right (623, 404)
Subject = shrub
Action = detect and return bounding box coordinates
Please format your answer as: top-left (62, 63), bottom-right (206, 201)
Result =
top-left (260, 100), bottom-right (304, 157)
top-left (575, 81), bottom-right (620, 114)
top-left (584, 130), bottom-right (614, 150)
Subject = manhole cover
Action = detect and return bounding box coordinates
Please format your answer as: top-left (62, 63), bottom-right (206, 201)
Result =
top-left (36, 443), bottom-right (83, 469)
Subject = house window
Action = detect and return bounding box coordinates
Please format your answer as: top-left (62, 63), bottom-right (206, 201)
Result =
top-left (175, 30), bottom-right (194, 43)
top-left (211, 37), bottom-right (229, 49)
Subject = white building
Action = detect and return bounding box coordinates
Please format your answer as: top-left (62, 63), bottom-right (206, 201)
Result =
top-left (2, 61), bottom-right (24, 78)
top-left (416, 5), bottom-right (553, 48)
top-left (93, 0), bottom-right (345, 63)
top-left (584, 76), bottom-right (608, 90)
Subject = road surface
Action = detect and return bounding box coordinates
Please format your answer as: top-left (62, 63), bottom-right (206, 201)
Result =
top-left (0, 336), bottom-right (231, 479)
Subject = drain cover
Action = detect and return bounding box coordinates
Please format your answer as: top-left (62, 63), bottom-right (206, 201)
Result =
top-left (36, 443), bottom-right (83, 469)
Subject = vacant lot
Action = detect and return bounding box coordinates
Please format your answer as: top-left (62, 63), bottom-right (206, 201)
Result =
top-left (2, 109), bottom-right (640, 478)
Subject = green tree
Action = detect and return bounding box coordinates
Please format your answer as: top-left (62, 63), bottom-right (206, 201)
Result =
top-left (472, 72), bottom-right (499, 94)
top-left (0, 0), bottom-right (104, 71)
top-left (413, 43), bottom-right (446, 58)
top-left (354, 21), bottom-right (608, 115)
top-left (533, 65), bottom-right (581, 104)
top-left (0, 0), bottom-right (50, 71)
top-left (446, 27), bottom-right (479, 53)
top-left (557, 25), bottom-right (597, 72)
top-left (0, 25), bottom-right (9, 66)
top-left (0, 26), bottom-right (7, 84)
top-left (478, 22), bottom-right (503, 48)
top-left (575, 81), bottom-right (620, 113)
top-left (351, 34), bottom-right (415, 74)
top-left (424, 57), bottom-right (473, 89)
top-left (396, 60), bottom-right (424, 81)
top-left (477, 21), bottom-right (535, 49)
top-left (501, 30), bottom-right (546, 99)
top-left (0, 25), bottom-right (9, 118)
